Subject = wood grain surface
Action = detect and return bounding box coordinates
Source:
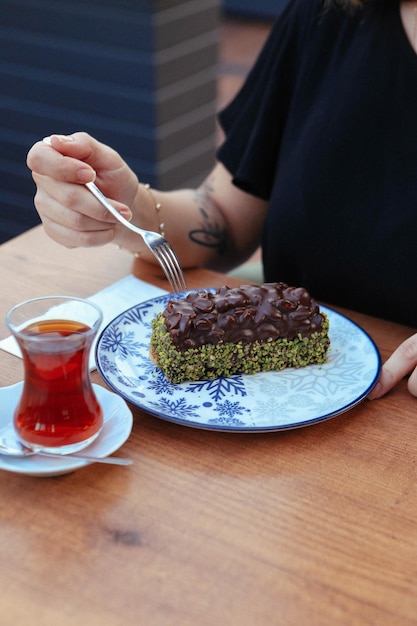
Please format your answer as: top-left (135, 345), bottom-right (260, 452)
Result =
top-left (0, 227), bottom-right (416, 626)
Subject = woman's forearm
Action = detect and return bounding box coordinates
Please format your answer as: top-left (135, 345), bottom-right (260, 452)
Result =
top-left (114, 164), bottom-right (260, 271)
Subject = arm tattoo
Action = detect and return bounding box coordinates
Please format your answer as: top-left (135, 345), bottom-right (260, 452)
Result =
top-left (189, 180), bottom-right (228, 257)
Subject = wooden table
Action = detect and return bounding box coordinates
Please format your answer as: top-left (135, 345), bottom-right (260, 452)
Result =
top-left (0, 226), bottom-right (416, 626)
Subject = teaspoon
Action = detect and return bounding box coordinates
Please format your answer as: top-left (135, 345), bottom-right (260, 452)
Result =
top-left (0, 436), bottom-right (132, 466)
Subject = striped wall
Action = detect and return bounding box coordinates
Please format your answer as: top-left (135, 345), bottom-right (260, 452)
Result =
top-left (0, 0), bottom-right (219, 243)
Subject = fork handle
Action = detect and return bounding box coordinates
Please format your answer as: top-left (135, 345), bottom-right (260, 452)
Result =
top-left (85, 182), bottom-right (140, 231)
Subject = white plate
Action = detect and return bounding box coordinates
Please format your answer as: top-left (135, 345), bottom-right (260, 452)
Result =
top-left (95, 291), bottom-right (381, 432)
top-left (0, 383), bottom-right (133, 476)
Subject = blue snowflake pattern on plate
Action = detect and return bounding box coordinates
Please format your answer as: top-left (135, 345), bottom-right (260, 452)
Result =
top-left (95, 294), bottom-right (381, 432)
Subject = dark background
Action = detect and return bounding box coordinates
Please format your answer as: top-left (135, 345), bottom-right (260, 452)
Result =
top-left (0, 0), bottom-right (286, 244)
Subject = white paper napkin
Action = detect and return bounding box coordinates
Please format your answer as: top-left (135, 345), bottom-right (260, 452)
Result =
top-left (0, 275), bottom-right (168, 370)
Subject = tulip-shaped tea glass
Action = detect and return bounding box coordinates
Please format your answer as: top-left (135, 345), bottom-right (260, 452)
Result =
top-left (6, 296), bottom-right (103, 454)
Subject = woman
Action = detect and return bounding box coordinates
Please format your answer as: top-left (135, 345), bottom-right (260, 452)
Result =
top-left (26, 0), bottom-right (417, 398)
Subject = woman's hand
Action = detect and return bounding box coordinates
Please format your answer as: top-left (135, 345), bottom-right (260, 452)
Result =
top-left (26, 133), bottom-right (138, 249)
top-left (368, 333), bottom-right (417, 399)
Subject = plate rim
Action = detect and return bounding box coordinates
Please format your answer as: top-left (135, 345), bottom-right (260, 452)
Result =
top-left (95, 290), bottom-right (382, 433)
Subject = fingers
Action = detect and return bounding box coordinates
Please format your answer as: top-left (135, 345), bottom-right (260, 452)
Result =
top-left (27, 132), bottom-right (128, 184)
top-left (32, 170), bottom-right (122, 222)
top-left (36, 191), bottom-right (122, 248)
top-left (31, 171), bottom-right (131, 248)
top-left (27, 131), bottom-right (138, 249)
top-left (28, 132), bottom-right (137, 206)
top-left (41, 216), bottom-right (117, 249)
top-left (27, 133), bottom-right (97, 184)
top-left (368, 333), bottom-right (417, 399)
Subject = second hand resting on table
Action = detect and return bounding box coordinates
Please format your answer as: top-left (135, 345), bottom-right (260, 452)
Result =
top-left (26, 132), bottom-right (417, 400)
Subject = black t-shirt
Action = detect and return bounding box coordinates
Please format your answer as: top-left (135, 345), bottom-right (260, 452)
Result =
top-left (217, 0), bottom-right (417, 327)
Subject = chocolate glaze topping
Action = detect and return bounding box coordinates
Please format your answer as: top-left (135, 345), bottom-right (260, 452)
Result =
top-left (162, 282), bottom-right (326, 350)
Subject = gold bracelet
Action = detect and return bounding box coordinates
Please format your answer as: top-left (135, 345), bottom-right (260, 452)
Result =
top-left (142, 183), bottom-right (165, 237)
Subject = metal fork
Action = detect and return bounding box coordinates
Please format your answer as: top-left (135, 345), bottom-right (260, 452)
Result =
top-left (42, 137), bottom-right (186, 292)
top-left (85, 182), bottom-right (186, 292)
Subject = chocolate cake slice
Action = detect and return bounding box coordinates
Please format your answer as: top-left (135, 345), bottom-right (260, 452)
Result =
top-left (150, 282), bottom-right (330, 383)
